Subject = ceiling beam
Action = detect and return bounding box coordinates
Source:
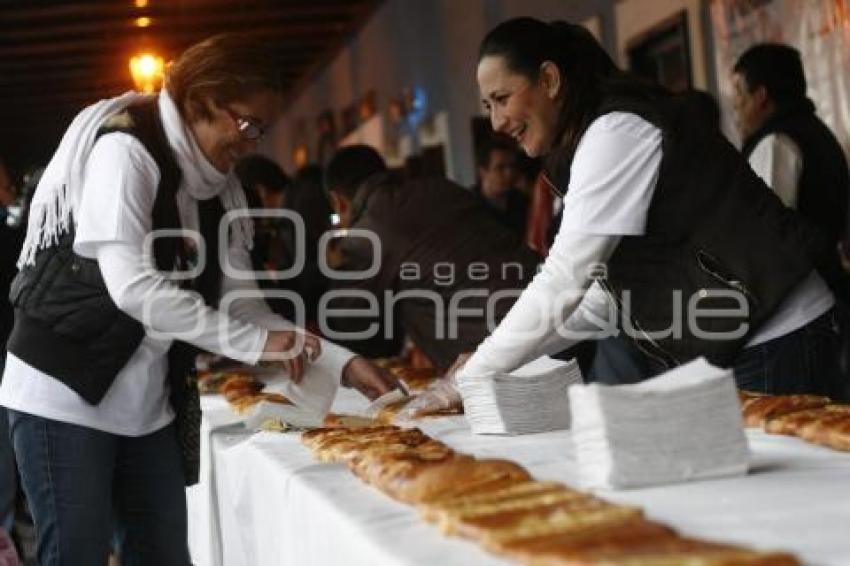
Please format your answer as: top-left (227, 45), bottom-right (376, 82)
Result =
top-left (0, 0), bottom-right (363, 26)
top-left (0, 16), bottom-right (353, 44)
top-left (0, 30), bottom-right (332, 59)
top-left (0, 0), bottom-right (384, 158)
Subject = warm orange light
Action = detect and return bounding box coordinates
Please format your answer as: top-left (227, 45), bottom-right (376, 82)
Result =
top-left (129, 53), bottom-right (165, 93)
top-left (135, 16), bottom-right (152, 28)
top-left (135, 0), bottom-right (149, 7)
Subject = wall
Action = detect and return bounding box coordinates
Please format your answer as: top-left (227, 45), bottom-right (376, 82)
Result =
top-left (267, 0), bottom-right (728, 184)
top-left (267, 0), bottom-right (618, 186)
top-left (614, 0), bottom-right (711, 89)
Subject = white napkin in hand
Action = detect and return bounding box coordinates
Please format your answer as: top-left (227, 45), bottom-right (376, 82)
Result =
top-left (262, 358), bottom-right (341, 417)
top-left (569, 357), bottom-right (749, 490)
top-left (365, 389), bottom-right (409, 419)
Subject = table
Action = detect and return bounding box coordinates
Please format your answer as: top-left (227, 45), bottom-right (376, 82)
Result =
top-left (188, 390), bottom-right (850, 566)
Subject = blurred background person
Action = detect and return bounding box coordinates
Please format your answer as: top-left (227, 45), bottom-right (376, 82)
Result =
top-left (323, 144), bottom-right (541, 371)
top-left (289, 164), bottom-right (334, 328)
top-left (0, 157), bottom-right (23, 557)
top-left (236, 158), bottom-right (333, 328)
top-left (513, 152), bottom-right (542, 199)
top-left (733, 43), bottom-right (850, 397)
top-left (472, 137), bottom-right (529, 238)
top-left (236, 154), bottom-right (296, 317)
top-left (0, 161), bottom-right (15, 222)
top-left (732, 44), bottom-right (850, 301)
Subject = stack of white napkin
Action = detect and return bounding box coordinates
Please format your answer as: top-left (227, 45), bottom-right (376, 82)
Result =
top-left (457, 356), bottom-right (583, 435)
top-left (569, 357), bottom-right (749, 490)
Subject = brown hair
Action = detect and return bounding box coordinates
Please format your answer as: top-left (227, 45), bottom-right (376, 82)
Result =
top-left (165, 33), bottom-right (283, 121)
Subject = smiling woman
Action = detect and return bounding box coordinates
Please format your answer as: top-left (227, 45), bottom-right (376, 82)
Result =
top-left (165, 33), bottom-right (284, 172)
top-left (438, 18), bottom-right (843, 411)
top-left (0, 32), bottom-right (399, 566)
top-left (477, 20), bottom-right (617, 162)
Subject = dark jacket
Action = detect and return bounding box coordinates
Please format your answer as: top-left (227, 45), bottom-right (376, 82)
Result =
top-left (0, 222), bottom-right (23, 355)
top-left (473, 185), bottom-right (530, 238)
top-left (546, 90), bottom-right (827, 369)
top-left (742, 99), bottom-right (850, 302)
top-left (326, 174), bottom-right (541, 371)
top-left (742, 99), bottom-right (849, 246)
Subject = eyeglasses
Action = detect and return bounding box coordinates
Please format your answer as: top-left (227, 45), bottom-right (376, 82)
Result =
top-left (225, 107), bottom-right (267, 141)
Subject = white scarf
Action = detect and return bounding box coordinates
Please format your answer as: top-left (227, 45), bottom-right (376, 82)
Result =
top-left (18, 89), bottom-right (253, 268)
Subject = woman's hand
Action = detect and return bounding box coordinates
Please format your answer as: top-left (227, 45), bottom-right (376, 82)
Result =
top-left (396, 352), bottom-right (472, 419)
top-left (397, 378), bottom-right (462, 419)
top-left (341, 356), bottom-right (399, 400)
top-left (261, 330), bottom-right (321, 384)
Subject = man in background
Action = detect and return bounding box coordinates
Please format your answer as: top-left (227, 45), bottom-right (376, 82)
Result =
top-left (323, 145), bottom-right (541, 371)
top-left (733, 43), bottom-right (850, 398)
top-left (732, 43), bottom-right (849, 294)
top-left (473, 137), bottom-right (529, 239)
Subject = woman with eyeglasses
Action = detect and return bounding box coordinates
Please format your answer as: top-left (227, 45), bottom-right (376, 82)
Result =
top-left (0, 34), bottom-right (396, 564)
top-left (438, 18), bottom-right (844, 406)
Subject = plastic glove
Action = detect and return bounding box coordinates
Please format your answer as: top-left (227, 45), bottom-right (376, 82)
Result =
top-left (397, 377), bottom-right (462, 419)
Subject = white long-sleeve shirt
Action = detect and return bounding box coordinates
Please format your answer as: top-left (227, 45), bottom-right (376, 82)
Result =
top-left (748, 133), bottom-right (803, 208)
top-left (459, 112), bottom-right (832, 379)
top-left (0, 132), bottom-right (354, 435)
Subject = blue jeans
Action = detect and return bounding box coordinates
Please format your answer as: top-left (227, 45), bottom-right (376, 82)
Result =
top-left (8, 411), bottom-right (190, 566)
top-left (587, 310), bottom-right (845, 398)
top-left (734, 309), bottom-right (846, 399)
top-left (586, 337), bottom-right (653, 385)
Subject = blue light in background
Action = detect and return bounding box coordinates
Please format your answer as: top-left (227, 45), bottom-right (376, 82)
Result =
top-left (406, 86), bottom-right (428, 129)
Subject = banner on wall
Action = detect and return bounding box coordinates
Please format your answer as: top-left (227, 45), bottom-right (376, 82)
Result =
top-left (710, 0), bottom-right (850, 155)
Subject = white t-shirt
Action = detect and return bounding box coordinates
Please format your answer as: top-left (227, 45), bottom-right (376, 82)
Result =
top-left (748, 133), bottom-right (804, 208)
top-left (744, 133), bottom-right (832, 344)
top-left (459, 112), bottom-right (832, 378)
top-left (0, 133), bottom-right (354, 436)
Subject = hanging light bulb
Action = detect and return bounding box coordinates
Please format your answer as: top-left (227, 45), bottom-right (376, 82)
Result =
top-left (129, 53), bottom-right (165, 92)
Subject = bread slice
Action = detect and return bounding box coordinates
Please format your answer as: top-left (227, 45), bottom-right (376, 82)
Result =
top-left (798, 404), bottom-right (850, 451)
top-left (454, 497), bottom-right (642, 547)
top-left (742, 394), bottom-right (829, 428)
top-left (515, 535), bottom-right (799, 566)
top-left (420, 480), bottom-right (567, 521)
top-left (397, 458), bottom-right (531, 505)
top-left (764, 407), bottom-right (829, 436)
top-left (492, 518), bottom-right (678, 563)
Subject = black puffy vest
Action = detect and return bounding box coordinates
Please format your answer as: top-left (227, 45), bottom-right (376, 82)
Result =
top-left (545, 90), bottom-right (827, 369)
top-left (742, 100), bottom-right (850, 303)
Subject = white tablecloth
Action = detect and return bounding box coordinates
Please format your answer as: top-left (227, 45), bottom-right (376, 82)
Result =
top-left (189, 390), bottom-right (850, 566)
